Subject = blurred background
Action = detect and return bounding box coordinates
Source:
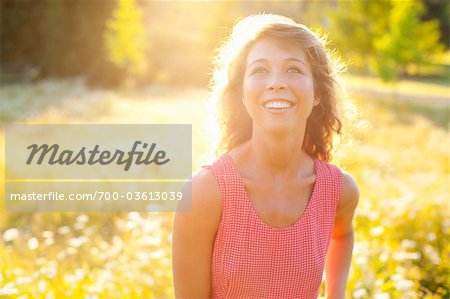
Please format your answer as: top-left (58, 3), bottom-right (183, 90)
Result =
top-left (0, 0), bottom-right (448, 298)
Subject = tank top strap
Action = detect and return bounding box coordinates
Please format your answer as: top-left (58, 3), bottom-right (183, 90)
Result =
top-left (315, 159), bottom-right (344, 210)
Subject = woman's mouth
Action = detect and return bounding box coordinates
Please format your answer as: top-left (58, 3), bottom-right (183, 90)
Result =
top-left (262, 99), bottom-right (296, 113)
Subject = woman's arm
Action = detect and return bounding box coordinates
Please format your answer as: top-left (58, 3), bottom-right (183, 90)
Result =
top-left (325, 172), bottom-right (359, 299)
top-left (172, 169), bottom-right (222, 299)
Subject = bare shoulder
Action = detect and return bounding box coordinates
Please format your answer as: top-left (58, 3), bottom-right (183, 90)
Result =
top-left (175, 167), bottom-right (222, 230)
top-left (340, 171), bottom-right (359, 210)
top-left (332, 171), bottom-right (359, 238)
top-left (191, 167), bottom-right (221, 207)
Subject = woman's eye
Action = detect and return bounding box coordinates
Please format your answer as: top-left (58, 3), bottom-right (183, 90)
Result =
top-left (287, 66), bottom-right (302, 73)
top-left (250, 67), bottom-right (268, 74)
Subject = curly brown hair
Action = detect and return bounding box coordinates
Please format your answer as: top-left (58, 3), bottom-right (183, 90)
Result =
top-left (209, 14), bottom-right (344, 162)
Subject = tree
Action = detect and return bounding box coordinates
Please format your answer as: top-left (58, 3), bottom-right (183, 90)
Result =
top-left (328, 0), bottom-right (444, 81)
top-left (104, 0), bottom-right (149, 86)
top-left (372, 0), bottom-right (443, 81)
top-left (327, 0), bottom-right (391, 74)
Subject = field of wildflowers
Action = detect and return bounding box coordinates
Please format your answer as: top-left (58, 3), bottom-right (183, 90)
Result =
top-left (0, 79), bottom-right (448, 298)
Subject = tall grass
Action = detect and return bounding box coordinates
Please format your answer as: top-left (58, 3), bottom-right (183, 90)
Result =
top-left (0, 79), bottom-right (448, 298)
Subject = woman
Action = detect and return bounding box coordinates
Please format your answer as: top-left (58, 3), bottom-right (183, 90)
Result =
top-left (172, 14), bottom-right (359, 299)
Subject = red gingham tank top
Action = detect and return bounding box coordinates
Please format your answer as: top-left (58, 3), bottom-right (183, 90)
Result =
top-left (203, 153), bottom-right (343, 299)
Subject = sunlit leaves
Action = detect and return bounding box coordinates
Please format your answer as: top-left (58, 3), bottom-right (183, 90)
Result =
top-left (104, 0), bottom-right (149, 80)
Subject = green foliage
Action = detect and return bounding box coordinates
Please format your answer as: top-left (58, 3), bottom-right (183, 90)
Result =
top-left (0, 0), bottom-right (116, 85)
top-left (341, 95), bottom-right (450, 298)
top-left (329, 0), bottom-right (445, 81)
top-left (2, 1), bottom-right (448, 86)
top-left (372, 0), bottom-right (444, 81)
top-left (328, 0), bottom-right (391, 72)
top-left (421, 0), bottom-right (450, 47)
top-left (104, 0), bottom-right (149, 81)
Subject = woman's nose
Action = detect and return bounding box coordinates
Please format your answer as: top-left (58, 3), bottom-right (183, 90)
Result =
top-left (267, 72), bottom-right (287, 91)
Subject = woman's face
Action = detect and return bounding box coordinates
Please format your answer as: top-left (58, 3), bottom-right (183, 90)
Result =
top-left (242, 37), bottom-right (318, 136)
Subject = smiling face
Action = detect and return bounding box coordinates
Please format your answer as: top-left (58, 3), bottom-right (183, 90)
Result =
top-left (242, 37), bottom-right (319, 137)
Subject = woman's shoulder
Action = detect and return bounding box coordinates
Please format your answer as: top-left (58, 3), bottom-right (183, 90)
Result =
top-left (184, 166), bottom-right (222, 216)
top-left (190, 167), bottom-right (221, 201)
top-left (342, 169), bottom-right (359, 203)
top-left (335, 170), bottom-right (359, 227)
top-left (341, 171), bottom-right (359, 198)
top-left (174, 167), bottom-right (222, 236)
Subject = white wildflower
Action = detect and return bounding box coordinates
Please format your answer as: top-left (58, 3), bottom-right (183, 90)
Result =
top-left (42, 231), bottom-right (54, 239)
top-left (57, 226), bottom-right (70, 235)
top-left (355, 255), bottom-right (368, 265)
top-left (400, 239), bottom-right (416, 249)
top-left (0, 282), bottom-right (18, 296)
top-left (2, 228), bottom-right (19, 242)
top-left (27, 237), bottom-right (39, 250)
top-left (374, 293), bottom-right (390, 299)
top-left (394, 279), bottom-right (414, 291)
top-left (44, 238), bottom-right (54, 246)
top-left (426, 232), bottom-right (436, 241)
top-left (370, 225), bottom-right (385, 236)
top-left (38, 279), bottom-right (47, 292)
top-left (76, 214), bottom-right (89, 223)
top-left (353, 288), bottom-right (367, 298)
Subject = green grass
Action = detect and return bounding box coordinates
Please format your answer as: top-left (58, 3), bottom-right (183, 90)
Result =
top-left (0, 78), bottom-right (449, 298)
top-left (345, 74), bottom-right (450, 100)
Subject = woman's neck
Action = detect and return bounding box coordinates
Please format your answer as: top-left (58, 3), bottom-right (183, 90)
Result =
top-left (236, 129), bottom-right (312, 180)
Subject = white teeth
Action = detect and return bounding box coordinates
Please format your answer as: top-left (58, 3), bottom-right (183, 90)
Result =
top-left (264, 101), bottom-right (293, 109)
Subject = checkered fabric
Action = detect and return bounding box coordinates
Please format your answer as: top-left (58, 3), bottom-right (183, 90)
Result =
top-left (203, 153), bottom-right (343, 299)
